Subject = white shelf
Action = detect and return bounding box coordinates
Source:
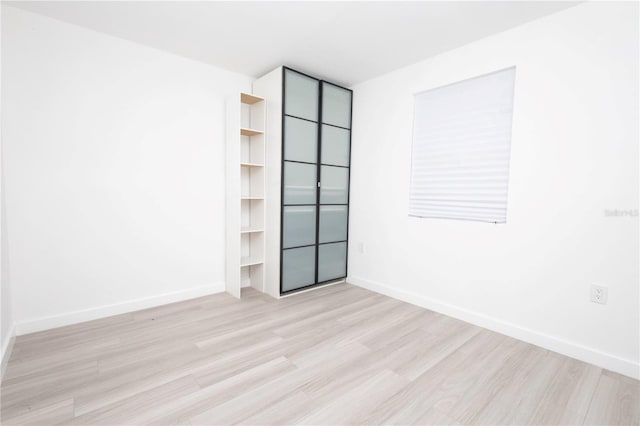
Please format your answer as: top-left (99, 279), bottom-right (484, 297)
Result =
top-left (241, 93), bottom-right (264, 105)
top-left (227, 91), bottom-right (267, 299)
top-left (241, 128), bottom-right (264, 137)
top-left (241, 227), bottom-right (264, 234)
top-left (240, 257), bottom-right (264, 267)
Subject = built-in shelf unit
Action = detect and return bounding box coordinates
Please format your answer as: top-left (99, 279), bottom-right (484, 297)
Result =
top-left (226, 92), bottom-right (266, 298)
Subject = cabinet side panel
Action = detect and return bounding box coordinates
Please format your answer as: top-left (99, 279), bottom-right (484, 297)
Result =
top-left (253, 67), bottom-right (283, 299)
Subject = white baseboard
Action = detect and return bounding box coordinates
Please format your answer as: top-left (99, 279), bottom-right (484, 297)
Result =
top-left (14, 282), bottom-right (226, 336)
top-left (347, 275), bottom-right (639, 380)
top-left (1, 324), bottom-right (16, 381)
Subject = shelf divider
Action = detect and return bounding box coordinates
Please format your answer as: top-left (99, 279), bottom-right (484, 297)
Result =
top-left (241, 128), bottom-right (264, 137)
top-left (240, 257), bottom-right (264, 267)
top-left (241, 93), bottom-right (264, 105)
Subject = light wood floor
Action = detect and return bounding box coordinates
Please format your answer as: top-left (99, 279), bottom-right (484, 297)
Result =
top-left (1, 284), bottom-right (638, 425)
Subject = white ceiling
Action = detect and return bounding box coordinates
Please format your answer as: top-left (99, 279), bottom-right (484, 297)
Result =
top-left (7, 1), bottom-right (580, 86)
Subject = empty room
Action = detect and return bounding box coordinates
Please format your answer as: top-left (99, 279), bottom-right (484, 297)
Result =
top-left (0, 1), bottom-right (638, 425)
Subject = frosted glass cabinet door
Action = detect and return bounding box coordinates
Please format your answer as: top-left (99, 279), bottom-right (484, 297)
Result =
top-left (280, 68), bottom-right (352, 294)
top-left (284, 162), bottom-right (317, 205)
top-left (322, 83), bottom-right (352, 129)
top-left (319, 205), bottom-right (348, 243)
top-left (321, 125), bottom-right (350, 167)
top-left (318, 242), bottom-right (347, 282)
top-left (285, 117), bottom-right (317, 163)
top-left (282, 246), bottom-right (316, 292)
top-left (320, 166), bottom-right (349, 204)
top-left (285, 69), bottom-right (319, 122)
top-left (283, 206), bottom-right (316, 248)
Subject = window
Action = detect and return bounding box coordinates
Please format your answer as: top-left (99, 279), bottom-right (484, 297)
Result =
top-left (409, 67), bottom-right (516, 223)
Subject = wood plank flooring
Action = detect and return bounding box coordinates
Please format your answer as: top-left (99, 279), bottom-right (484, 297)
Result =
top-left (1, 284), bottom-right (638, 425)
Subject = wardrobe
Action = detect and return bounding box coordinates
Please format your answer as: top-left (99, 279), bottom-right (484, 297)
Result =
top-left (227, 66), bottom-right (352, 298)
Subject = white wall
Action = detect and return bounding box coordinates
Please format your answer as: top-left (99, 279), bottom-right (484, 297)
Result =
top-left (348, 2), bottom-right (639, 378)
top-left (1, 6), bottom-right (252, 334)
top-left (1, 1), bottom-right (16, 373)
top-left (1, 162), bottom-right (13, 372)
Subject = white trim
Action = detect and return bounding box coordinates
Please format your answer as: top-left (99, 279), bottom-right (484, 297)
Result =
top-left (347, 275), bottom-right (639, 380)
top-left (1, 324), bottom-right (16, 381)
top-left (14, 282), bottom-right (225, 336)
top-left (280, 279), bottom-right (345, 299)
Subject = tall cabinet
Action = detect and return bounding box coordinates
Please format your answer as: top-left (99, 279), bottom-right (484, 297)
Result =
top-left (254, 67), bottom-right (352, 297)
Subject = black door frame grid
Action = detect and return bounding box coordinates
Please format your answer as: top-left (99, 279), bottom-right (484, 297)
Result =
top-left (279, 66), bottom-right (353, 295)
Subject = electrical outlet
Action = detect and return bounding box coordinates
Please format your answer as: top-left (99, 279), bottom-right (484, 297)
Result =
top-left (358, 242), bottom-right (365, 254)
top-left (591, 285), bottom-right (608, 305)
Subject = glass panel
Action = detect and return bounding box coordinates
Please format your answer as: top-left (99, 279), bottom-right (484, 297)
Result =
top-left (321, 125), bottom-right (350, 167)
top-left (284, 116), bottom-right (317, 163)
top-left (283, 206), bottom-right (316, 248)
top-left (285, 69), bottom-right (319, 122)
top-left (320, 166), bottom-right (349, 204)
top-left (284, 162), bottom-right (317, 205)
top-left (282, 246), bottom-right (316, 292)
top-left (319, 205), bottom-right (348, 243)
top-left (318, 242), bottom-right (347, 282)
top-left (322, 83), bottom-right (351, 129)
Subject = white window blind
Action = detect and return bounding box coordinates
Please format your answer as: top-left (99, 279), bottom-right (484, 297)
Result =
top-left (409, 67), bottom-right (516, 223)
